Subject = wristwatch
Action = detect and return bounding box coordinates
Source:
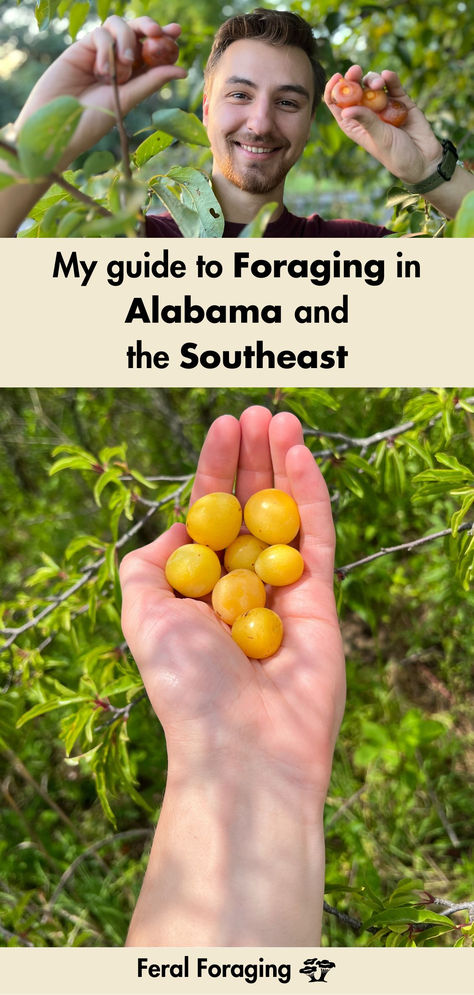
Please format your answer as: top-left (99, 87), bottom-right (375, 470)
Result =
top-left (405, 139), bottom-right (459, 195)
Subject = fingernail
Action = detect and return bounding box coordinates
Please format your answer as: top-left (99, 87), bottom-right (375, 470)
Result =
top-left (124, 48), bottom-right (135, 62)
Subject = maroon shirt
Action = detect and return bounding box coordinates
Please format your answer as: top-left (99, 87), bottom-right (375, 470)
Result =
top-left (145, 206), bottom-right (390, 238)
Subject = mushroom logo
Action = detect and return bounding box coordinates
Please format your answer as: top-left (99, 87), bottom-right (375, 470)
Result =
top-left (299, 957), bottom-right (336, 982)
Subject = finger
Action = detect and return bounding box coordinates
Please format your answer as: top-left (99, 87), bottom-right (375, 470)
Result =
top-left (362, 70), bottom-right (386, 90)
top-left (285, 445), bottom-right (335, 586)
top-left (190, 415), bottom-right (241, 504)
top-left (381, 70), bottom-right (410, 100)
top-left (120, 523), bottom-right (195, 672)
top-left (122, 17), bottom-right (182, 38)
top-left (343, 64), bottom-right (363, 82)
top-left (89, 26), bottom-right (132, 77)
top-left (339, 102), bottom-right (391, 139)
top-left (99, 16), bottom-right (144, 65)
top-left (120, 522), bottom-right (189, 598)
top-left (268, 411), bottom-right (304, 493)
top-left (234, 405), bottom-right (274, 506)
top-left (324, 71), bottom-right (343, 104)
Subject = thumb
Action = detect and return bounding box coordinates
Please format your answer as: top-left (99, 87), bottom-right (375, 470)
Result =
top-left (340, 103), bottom-right (389, 143)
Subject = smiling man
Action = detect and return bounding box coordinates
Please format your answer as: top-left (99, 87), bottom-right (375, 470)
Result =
top-left (1, 7), bottom-right (473, 237)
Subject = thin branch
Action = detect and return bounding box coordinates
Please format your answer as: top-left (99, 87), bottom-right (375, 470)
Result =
top-left (109, 41), bottom-right (132, 182)
top-left (414, 748), bottom-right (461, 849)
top-left (0, 924), bottom-right (34, 947)
top-left (1, 745), bottom-right (85, 842)
top-left (323, 900), bottom-right (364, 932)
top-left (430, 898), bottom-right (474, 922)
top-left (335, 521), bottom-right (473, 578)
top-left (0, 139), bottom-right (112, 219)
top-left (326, 785), bottom-right (367, 827)
top-left (0, 482), bottom-right (189, 654)
top-left (305, 395), bottom-right (474, 459)
top-left (43, 828), bottom-right (152, 917)
top-left (94, 689), bottom-right (148, 730)
top-left (49, 171), bottom-right (112, 217)
top-left (323, 892), bottom-right (474, 935)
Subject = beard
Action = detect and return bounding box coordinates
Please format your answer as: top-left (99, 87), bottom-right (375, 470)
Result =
top-left (216, 137), bottom-right (291, 194)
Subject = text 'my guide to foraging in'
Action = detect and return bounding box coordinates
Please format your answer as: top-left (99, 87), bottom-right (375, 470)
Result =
top-left (2, 238), bottom-right (473, 386)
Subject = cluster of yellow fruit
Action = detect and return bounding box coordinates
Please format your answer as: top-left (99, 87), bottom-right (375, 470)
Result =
top-left (165, 489), bottom-right (303, 659)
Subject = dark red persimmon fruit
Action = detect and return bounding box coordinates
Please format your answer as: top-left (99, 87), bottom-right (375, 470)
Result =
top-left (331, 79), bottom-right (364, 107)
top-left (377, 98), bottom-right (408, 127)
top-left (141, 36), bottom-right (179, 68)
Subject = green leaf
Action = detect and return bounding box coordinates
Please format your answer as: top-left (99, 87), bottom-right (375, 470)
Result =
top-left (435, 452), bottom-right (473, 476)
top-left (364, 906), bottom-right (455, 928)
top-left (94, 768), bottom-right (117, 826)
top-left (452, 191), bottom-right (474, 237)
top-left (0, 137), bottom-right (22, 172)
top-left (128, 468), bottom-right (157, 490)
top-left (451, 495), bottom-right (474, 534)
top-left (391, 448), bottom-right (407, 494)
top-left (151, 108), bottom-right (210, 147)
top-left (415, 923), bottom-right (456, 943)
top-left (56, 209), bottom-right (84, 237)
top-left (402, 437), bottom-right (433, 467)
top-left (68, 1), bottom-right (90, 39)
top-left (345, 453), bottom-right (378, 478)
top-left (82, 149), bottom-right (116, 177)
top-left (17, 97), bottom-right (84, 181)
top-left (35, 0), bottom-right (61, 28)
top-left (149, 177), bottom-right (201, 237)
top-left (105, 543), bottom-right (117, 583)
top-left (49, 454), bottom-right (97, 475)
top-left (63, 705), bottom-right (94, 755)
top-left (65, 535), bottom-right (105, 560)
top-left (97, 0), bottom-right (111, 18)
top-left (388, 878), bottom-right (425, 901)
top-left (166, 166), bottom-right (224, 237)
top-left (285, 389), bottom-right (340, 422)
top-left (338, 467), bottom-right (365, 499)
top-left (99, 676), bottom-right (143, 698)
top-left (93, 467), bottom-right (122, 507)
top-left (0, 173), bottom-right (15, 190)
top-left (238, 202), bottom-right (278, 237)
top-left (134, 131), bottom-right (174, 167)
top-left (17, 693), bottom-right (91, 727)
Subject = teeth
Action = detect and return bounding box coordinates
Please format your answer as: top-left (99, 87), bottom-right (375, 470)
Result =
top-left (240, 144), bottom-right (274, 153)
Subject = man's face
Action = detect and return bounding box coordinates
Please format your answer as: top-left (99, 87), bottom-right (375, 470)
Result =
top-left (203, 39), bottom-right (314, 197)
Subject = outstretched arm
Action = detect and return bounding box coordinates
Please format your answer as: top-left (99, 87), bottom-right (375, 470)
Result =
top-left (0, 16), bottom-right (187, 236)
top-left (324, 66), bottom-right (473, 219)
top-left (120, 406), bottom-right (346, 946)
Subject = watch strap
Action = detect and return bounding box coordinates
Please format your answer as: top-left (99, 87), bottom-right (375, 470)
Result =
top-left (405, 140), bottom-right (459, 195)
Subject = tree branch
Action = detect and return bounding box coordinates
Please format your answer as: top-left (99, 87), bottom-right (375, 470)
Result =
top-left (0, 481), bottom-right (190, 654)
top-left (335, 521), bottom-right (473, 578)
top-left (43, 828), bottom-right (152, 917)
top-left (0, 139), bottom-right (112, 219)
top-left (304, 395), bottom-right (474, 459)
top-left (109, 41), bottom-right (132, 183)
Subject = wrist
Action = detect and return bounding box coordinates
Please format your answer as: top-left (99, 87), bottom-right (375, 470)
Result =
top-left (142, 759), bottom-right (326, 946)
top-left (402, 139), bottom-right (459, 194)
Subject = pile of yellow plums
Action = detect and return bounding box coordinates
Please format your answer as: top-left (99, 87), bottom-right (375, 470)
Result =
top-left (165, 489), bottom-right (304, 659)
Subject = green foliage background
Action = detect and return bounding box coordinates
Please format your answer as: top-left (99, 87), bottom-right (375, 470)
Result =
top-left (1, 387), bottom-right (473, 947)
top-left (1, 0), bottom-right (473, 233)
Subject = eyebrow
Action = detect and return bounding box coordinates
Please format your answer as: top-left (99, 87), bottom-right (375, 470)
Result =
top-left (225, 75), bottom-right (311, 101)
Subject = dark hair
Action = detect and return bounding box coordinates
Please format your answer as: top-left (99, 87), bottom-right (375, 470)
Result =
top-left (204, 7), bottom-right (326, 112)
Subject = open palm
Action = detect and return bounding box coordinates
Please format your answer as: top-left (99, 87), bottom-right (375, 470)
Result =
top-left (120, 406), bottom-right (346, 796)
